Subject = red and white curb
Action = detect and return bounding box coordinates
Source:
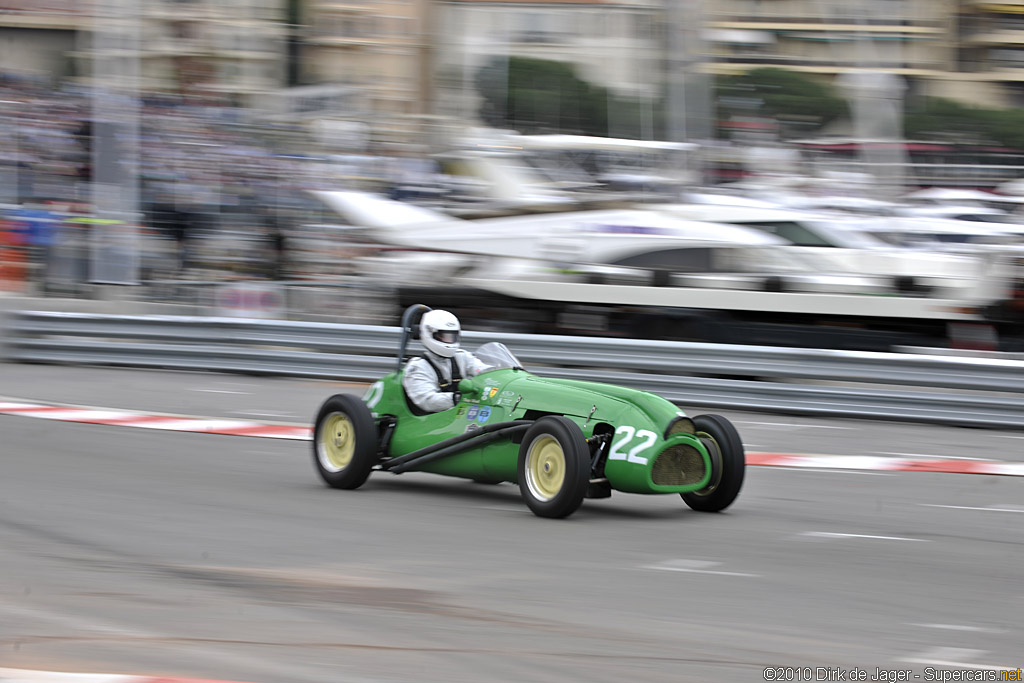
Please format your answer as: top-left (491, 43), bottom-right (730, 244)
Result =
top-left (0, 669), bottom-right (253, 683)
top-left (0, 401), bottom-right (308, 440)
top-left (746, 452), bottom-right (1024, 477)
top-left (3, 399), bottom-right (1023, 477)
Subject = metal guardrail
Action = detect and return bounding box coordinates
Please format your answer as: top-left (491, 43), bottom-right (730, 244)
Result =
top-left (4, 310), bottom-right (1024, 430)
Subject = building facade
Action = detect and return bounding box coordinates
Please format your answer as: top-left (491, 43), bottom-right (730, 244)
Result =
top-left (435, 0), bottom-right (664, 114)
top-left (301, 0), bottom-right (431, 114)
top-left (705, 0), bottom-right (957, 78)
top-left (702, 0), bottom-right (1024, 108)
top-left (0, 1), bottom-right (86, 80)
top-left (298, 0), bottom-right (437, 146)
top-left (97, 0), bottom-right (288, 100)
top-left (955, 0), bottom-right (1024, 106)
top-left (143, 0), bottom-right (287, 98)
top-left (0, 0), bottom-right (288, 99)
top-left (6, 1), bottom-right (1024, 116)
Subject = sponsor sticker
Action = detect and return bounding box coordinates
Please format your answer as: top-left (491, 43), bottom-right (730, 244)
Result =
top-left (487, 387), bottom-right (499, 399)
top-left (456, 406), bottom-right (466, 417)
top-left (467, 405), bottom-right (479, 421)
top-left (477, 406), bottom-right (492, 423)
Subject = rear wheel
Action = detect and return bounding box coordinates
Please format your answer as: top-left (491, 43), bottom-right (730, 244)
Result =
top-left (517, 416), bottom-right (590, 519)
top-left (681, 414), bottom-right (745, 512)
top-left (313, 394), bottom-right (378, 490)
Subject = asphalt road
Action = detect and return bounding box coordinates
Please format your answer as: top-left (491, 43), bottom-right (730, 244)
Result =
top-left (1, 364), bottom-right (1022, 682)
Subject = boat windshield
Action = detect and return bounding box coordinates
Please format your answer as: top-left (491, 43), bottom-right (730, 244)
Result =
top-left (474, 342), bottom-right (524, 372)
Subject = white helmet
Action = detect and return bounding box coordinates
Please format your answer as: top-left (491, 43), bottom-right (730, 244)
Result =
top-left (420, 309), bottom-right (461, 358)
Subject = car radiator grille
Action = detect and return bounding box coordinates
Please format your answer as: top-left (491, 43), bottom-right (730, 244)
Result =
top-left (651, 444), bottom-right (705, 486)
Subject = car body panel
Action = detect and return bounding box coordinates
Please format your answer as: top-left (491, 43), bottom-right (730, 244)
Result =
top-left (364, 360), bottom-right (712, 494)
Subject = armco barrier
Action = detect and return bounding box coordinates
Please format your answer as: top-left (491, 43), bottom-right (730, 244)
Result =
top-left (4, 310), bottom-right (1024, 429)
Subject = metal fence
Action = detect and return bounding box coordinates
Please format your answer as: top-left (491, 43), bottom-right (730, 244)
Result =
top-left (4, 310), bottom-right (1024, 429)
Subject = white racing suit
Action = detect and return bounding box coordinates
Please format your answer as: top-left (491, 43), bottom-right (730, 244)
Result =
top-left (402, 349), bottom-right (484, 413)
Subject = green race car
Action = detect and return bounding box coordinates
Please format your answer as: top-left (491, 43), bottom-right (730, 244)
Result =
top-left (312, 305), bottom-right (745, 518)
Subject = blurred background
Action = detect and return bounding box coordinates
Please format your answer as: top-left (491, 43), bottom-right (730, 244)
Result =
top-left (3, 6), bottom-right (1024, 681)
top-left (2, 0), bottom-right (1024, 351)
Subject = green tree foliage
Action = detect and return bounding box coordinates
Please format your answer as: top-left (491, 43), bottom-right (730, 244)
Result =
top-left (475, 56), bottom-right (659, 138)
top-left (905, 97), bottom-right (1024, 149)
top-left (904, 97), bottom-right (985, 141)
top-left (716, 68), bottom-right (847, 136)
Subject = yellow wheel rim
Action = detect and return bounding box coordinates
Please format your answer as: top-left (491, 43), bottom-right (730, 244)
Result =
top-left (318, 412), bottom-right (355, 472)
top-left (525, 436), bottom-right (566, 502)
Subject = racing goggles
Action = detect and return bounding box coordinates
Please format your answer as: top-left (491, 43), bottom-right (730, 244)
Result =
top-left (433, 330), bottom-right (459, 344)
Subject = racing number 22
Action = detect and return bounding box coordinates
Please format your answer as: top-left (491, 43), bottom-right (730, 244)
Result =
top-left (608, 426), bottom-right (657, 465)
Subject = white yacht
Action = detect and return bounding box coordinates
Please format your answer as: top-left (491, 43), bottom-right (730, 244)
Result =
top-left (308, 190), bottom-right (1024, 350)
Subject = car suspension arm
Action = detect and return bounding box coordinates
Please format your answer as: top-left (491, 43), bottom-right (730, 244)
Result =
top-left (381, 420), bottom-right (533, 474)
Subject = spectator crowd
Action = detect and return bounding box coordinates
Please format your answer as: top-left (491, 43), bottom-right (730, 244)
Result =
top-left (1, 73), bottom-right (438, 294)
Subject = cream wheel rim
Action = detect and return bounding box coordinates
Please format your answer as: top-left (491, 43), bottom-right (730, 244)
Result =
top-left (318, 412), bottom-right (355, 472)
top-left (525, 435), bottom-right (566, 502)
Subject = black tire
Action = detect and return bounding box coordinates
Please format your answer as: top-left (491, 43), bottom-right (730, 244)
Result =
top-left (681, 414), bottom-right (745, 513)
top-left (312, 394), bottom-right (379, 490)
top-left (517, 416), bottom-right (590, 519)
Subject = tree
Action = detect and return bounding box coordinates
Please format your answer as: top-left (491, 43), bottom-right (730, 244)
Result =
top-left (904, 97), bottom-right (1024, 149)
top-left (903, 97), bottom-right (987, 142)
top-left (716, 68), bottom-right (847, 137)
top-left (474, 56), bottom-right (658, 138)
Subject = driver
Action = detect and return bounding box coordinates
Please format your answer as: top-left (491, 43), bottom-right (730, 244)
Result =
top-left (403, 310), bottom-right (485, 413)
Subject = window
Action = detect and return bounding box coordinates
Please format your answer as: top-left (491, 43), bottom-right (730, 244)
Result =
top-left (745, 221), bottom-right (834, 247)
top-left (612, 248), bottom-right (714, 272)
top-left (634, 13), bottom-right (655, 39)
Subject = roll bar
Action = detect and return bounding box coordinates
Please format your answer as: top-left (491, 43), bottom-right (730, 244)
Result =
top-left (396, 303), bottom-right (432, 372)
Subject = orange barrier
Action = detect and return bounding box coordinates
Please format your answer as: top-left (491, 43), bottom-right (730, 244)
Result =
top-left (0, 216), bottom-right (28, 292)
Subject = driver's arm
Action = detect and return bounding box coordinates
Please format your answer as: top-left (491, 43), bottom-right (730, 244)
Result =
top-left (457, 350), bottom-right (487, 377)
top-left (402, 358), bottom-right (457, 413)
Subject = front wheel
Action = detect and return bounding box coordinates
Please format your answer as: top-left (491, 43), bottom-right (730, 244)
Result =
top-left (517, 416), bottom-right (590, 519)
top-left (681, 414), bottom-right (745, 513)
top-left (312, 394), bottom-right (379, 490)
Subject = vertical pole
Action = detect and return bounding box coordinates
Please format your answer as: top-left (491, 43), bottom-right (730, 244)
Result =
top-left (0, 100), bottom-right (19, 204)
top-left (462, 19), bottom-right (473, 124)
top-left (842, 0), bottom-right (907, 200)
top-left (665, 0), bottom-right (710, 184)
top-left (420, 0), bottom-right (435, 119)
top-left (90, 0), bottom-right (140, 285)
